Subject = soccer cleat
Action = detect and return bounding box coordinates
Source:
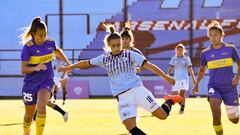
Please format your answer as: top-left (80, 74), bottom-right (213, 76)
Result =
top-left (164, 95), bottom-right (183, 104)
top-left (63, 112), bottom-right (68, 122)
top-left (62, 101), bottom-right (65, 105)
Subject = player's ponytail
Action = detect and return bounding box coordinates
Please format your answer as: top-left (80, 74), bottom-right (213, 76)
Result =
top-left (207, 21), bottom-right (225, 36)
top-left (103, 24), bottom-right (121, 52)
top-left (109, 27), bottom-right (115, 34)
top-left (19, 16), bottom-right (47, 45)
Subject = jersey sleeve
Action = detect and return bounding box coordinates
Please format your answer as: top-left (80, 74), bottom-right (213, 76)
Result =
top-left (186, 56), bottom-right (192, 66)
top-left (200, 52), bottom-right (207, 66)
top-left (53, 40), bottom-right (59, 51)
top-left (132, 47), bottom-right (143, 55)
top-left (169, 57), bottom-right (174, 66)
top-left (89, 54), bottom-right (104, 67)
top-left (21, 45), bottom-right (31, 62)
top-left (232, 46), bottom-right (240, 62)
top-left (130, 51), bottom-right (146, 67)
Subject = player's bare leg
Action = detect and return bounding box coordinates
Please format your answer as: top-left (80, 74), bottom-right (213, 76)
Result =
top-left (123, 117), bottom-right (146, 135)
top-left (209, 98), bottom-right (223, 135)
top-left (52, 85), bottom-right (58, 103)
top-left (61, 78), bottom-right (67, 105)
top-left (23, 105), bottom-right (36, 135)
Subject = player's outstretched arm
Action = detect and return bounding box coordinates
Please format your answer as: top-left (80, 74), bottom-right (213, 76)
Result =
top-left (54, 48), bottom-right (71, 66)
top-left (58, 60), bottom-right (93, 73)
top-left (193, 65), bottom-right (206, 95)
top-left (143, 61), bottom-right (175, 85)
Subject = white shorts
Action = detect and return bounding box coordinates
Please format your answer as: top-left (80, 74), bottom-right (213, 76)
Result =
top-left (53, 74), bottom-right (68, 88)
top-left (117, 85), bottom-right (160, 122)
top-left (172, 79), bottom-right (189, 91)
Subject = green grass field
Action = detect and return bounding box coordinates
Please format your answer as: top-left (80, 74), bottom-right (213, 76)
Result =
top-left (0, 98), bottom-right (239, 135)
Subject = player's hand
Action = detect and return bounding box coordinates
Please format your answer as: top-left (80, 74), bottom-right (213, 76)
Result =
top-left (35, 63), bottom-right (47, 71)
top-left (232, 77), bottom-right (239, 86)
top-left (165, 75), bottom-right (176, 86)
top-left (192, 85), bottom-right (199, 95)
top-left (58, 66), bottom-right (70, 73)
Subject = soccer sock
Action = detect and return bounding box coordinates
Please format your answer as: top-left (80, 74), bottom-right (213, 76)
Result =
top-left (129, 127), bottom-right (146, 135)
top-left (213, 124), bottom-right (223, 135)
top-left (63, 91), bottom-right (67, 101)
top-left (180, 104), bottom-right (185, 112)
top-left (23, 121), bottom-right (32, 134)
top-left (53, 91), bottom-right (57, 100)
top-left (161, 100), bottom-right (173, 115)
top-left (36, 112), bottom-right (46, 135)
top-left (53, 105), bottom-right (66, 116)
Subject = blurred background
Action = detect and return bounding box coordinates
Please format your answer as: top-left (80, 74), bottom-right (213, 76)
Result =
top-left (0, 0), bottom-right (240, 98)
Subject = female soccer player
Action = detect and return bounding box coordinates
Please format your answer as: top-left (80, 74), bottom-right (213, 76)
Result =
top-left (20, 17), bottom-right (71, 135)
top-left (58, 25), bottom-right (183, 135)
top-left (193, 21), bottom-right (240, 135)
top-left (120, 21), bottom-right (143, 55)
top-left (52, 58), bottom-right (68, 105)
top-left (168, 44), bottom-right (196, 114)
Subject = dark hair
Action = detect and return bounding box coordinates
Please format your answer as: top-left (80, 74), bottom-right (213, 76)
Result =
top-left (103, 25), bottom-right (121, 51)
top-left (120, 27), bottom-right (134, 47)
top-left (19, 16), bottom-right (47, 44)
top-left (207, 21), bottom-right (225, 36)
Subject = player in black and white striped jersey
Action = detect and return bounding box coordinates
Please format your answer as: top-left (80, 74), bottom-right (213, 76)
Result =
top-left (58, 25), bottom-right (183, 135)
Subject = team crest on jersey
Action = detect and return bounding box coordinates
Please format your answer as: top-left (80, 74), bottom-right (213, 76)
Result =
top-left (210, 54), bottom-right (215, 58)
top-left (36, 50), bottom-right (40, 53)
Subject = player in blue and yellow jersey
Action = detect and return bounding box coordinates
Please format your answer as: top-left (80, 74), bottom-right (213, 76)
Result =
top-left (58, 25), bottom-right (183, 135)
top-left (193, 21), bottom-right (240, 135)
top-left (19, 17), bottom-right (71, 135)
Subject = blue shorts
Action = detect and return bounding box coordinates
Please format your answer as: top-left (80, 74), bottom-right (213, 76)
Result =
top-left (208, 86), bottom-right (239, 106)
top-left (22, 80), bottom-right (54, 106)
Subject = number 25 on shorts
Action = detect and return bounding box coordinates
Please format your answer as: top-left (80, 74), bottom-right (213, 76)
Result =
top-left (23, 92), bottom-right (33, 102)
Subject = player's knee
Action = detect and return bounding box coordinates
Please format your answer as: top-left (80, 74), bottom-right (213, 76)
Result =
top-left (37, 102), bottom-right (47, 113)
top-left (225, 105), bottom-right (239, 124)
top-left (229, 118), bottom-right (239, 124)
top-left (152, 108), bottom-right (168, 120)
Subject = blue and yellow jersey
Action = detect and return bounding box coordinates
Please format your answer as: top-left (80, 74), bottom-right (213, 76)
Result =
top-left (200, 43), bottom-right (240, 88)
top-left (21, 38), bottom-right (58, 84)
